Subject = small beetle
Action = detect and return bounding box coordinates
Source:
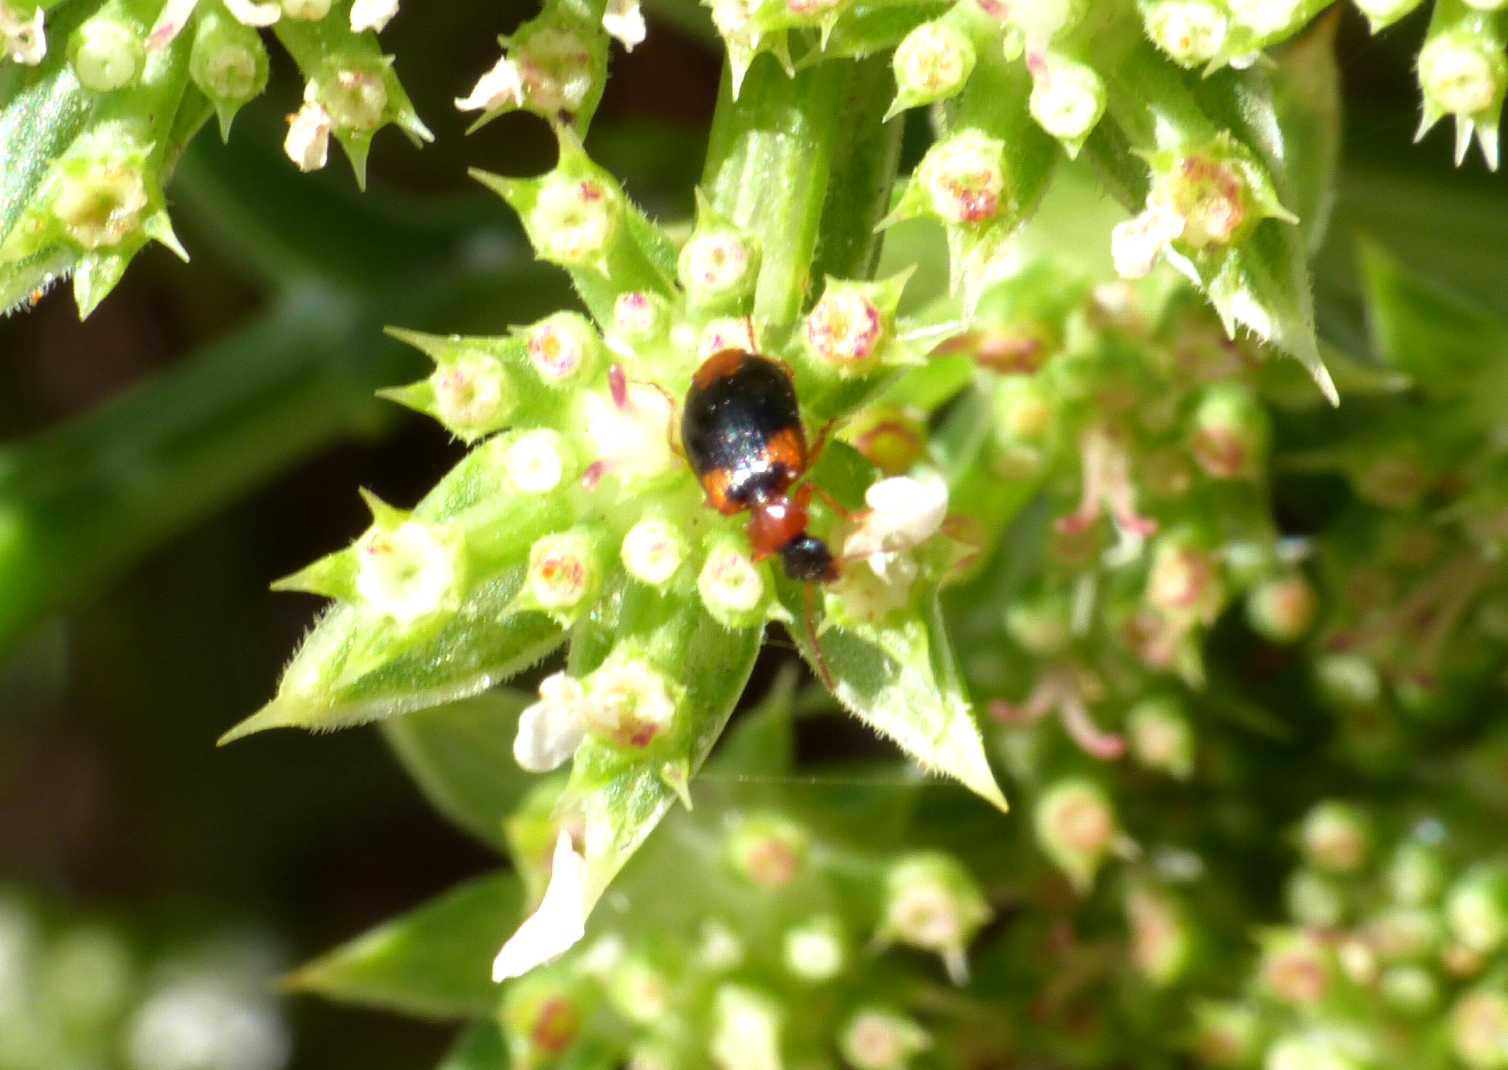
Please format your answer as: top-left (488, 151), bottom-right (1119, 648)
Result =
top-left (681, 350), bottom-right (840, 583)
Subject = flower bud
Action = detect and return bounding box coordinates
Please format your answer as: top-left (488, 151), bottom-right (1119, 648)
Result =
top-left (318, 68), bottom-right (388, 132)
top-left (69, 15), bottom-right (144, 92)
top-left (1447, 864), bottom-right (1508, 954)
top-left (501, 974), bottom-right (585, 1063)
top-left (698, 316), bottom-right (760, 359)
top-left (890, 20), bottom-right (974, 114)
top-left (1266, 1029), bottom-right (1376, 1070)
top-left (1418, 31), bottom-right (1508, 122)
top-left (916, 131), bottom-right (1008, 225)
top-left (1299, 801), bottom-right (1372, 874)
top-left (805, 286), bottom-right (885, 374)
top-left (1035, 778), bottom-right (1118, 891)
top-left (621, 517), bottom-right (688, 589)
top-left (1386, 840), bottom-right (1450, 905)
top-left (604, 954), bottom-right (672, 1025)
top-left (504, 429), bottom-right (569, 495)
top-left (285, 99), bottom-right (332, 172)
top-left (1127, 695), bottom-right (1196, 779)
top-left (429, 352), bottom-right (516, 439)
top-left (526, 312), bottom-right (602, 385)
top-left (879, 853), bottom-right (991, 983)
top-left (726, 813), bottom-right (809, 888)
top-left (1380, 964), bottom-right (1441, 1016)
top-left (514, 673), bottom-right (587, 772)
top-left (1365, 906), bottom-right (1445, 962)
top-left (526, 530), bottom-right (601, 615)
top-left (281, 0), bottom-right (331, 19)
top-left (839, 1008), bottom-right (930, 1070)
top-left (582, 657), bottom-right (678, 749)
top-left (1453, 988), bottom-right (1508, 1070)
top-left (1027, 53), bottom-right (1106, 153)
top-left (355, 516), bottom-right (465, 626)
top-left (710, 985), bottom-right (782, 1070)
top-left (1191, 1002), bottom-right (1262, 1067)
top-left (1246, 572), bottom-right (1318, 643)
top-left (1, 2), bottom-right (45, 65)
top-left (698, 536), bottom-right (768, 628)
top-left (1351, 0), bottom-right (1424, 32)
top-left (1284, 868), bottom-right (1347, 929)
top-left (1314, 653), bottom-right (1381, 711)
top-left (1155, 154), bottom-right (1254, 250)
top-left (578, 375), bottom-right (676, 486)
top-left (190, 8), bottom-right (269, 124)
top-left (842, 407), bottom-right (926, 475)
top-left (1143, 0), bottom-right (1228, 66)
top-left (1225, 0), bottom-right (1313, 38)
top-left (531, 173), bottom-right (622, 270)
top-left (610, 291), bottom-right (670, 349)
top-left (52, 161), bottom-right (149, 250)
top-left (678, 224), bottom-right (758, 308)
top-left (697, 919), bottom-right (746, 970)
top-left (1127, 884), bottom-right (1194, 985)
top-left (351, 0), bottom-right (400, 32)
top-left (1258, 929), bottom-right (1333, 1006)
top-left (782, 915), bottom-right (845, 981)
top-left (1190, 383), bottom-right (1269, 479)
top-left (1146, 534), bottom-right (1223, 623)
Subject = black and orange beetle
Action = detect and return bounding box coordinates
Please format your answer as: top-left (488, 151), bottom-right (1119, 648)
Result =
top-left (681, 350), bottom-right (840, 584)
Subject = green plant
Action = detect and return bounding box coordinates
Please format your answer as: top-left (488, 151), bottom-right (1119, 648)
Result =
top-left (5, 0), bottom-right (1508, 1067)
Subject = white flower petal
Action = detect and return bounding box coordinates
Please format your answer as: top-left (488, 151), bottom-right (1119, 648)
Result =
top-left (146, 0), bottom-right (199, 50)
top-left (350, 0), bottom-right (398, 32)
top-left (284, 101), bottom-right (332, 172)
top-left (1111, 205), bottom-right (1184, 280)
top-left (865, 473), bottom-right (949, 546)
top-left (513, 692), bottom-right (586, 772)
top-left (224, 0), bottom-right (281, 27)
top-left (455, 54), bottom-right (525, 113)
top-left (492, 831), bottom-right (589, 982)
top-left (602, 0), bottom-right (646, 50)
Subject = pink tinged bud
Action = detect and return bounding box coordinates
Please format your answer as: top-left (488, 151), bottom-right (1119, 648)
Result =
top-left (839, 1008), bottom-right (930, 1070)
top-left (1126, 697), bottom-right (1195, 779)
top-left (281, 0), bottom-right (330, 19)
top-left (70, 15), bottom-right (144, 92)
top-left (698, 539), bottom-right (767, 626)
top-left (527, 531), bottom-right (600, 613)
top-left (318, 69), bottom-right (388, 132)
top-left (477, 28), bottom-right (594, 114)
top-left (1162, 155), bottom-right (1252, 249)
top-left (53, 165), bottom-right (149, 249)
top-left (355, 520), bottom-right (463, 626)
top-left (891, 21), bottom-right (975, 109)
top-left (1192, 1003), bottom-right (1262, 1067)
top-left (610, 291), bottom-right (668, 346)
top-left (805, 288), bottom-right (884, 372)
top-left (1453, 989), bottom-right (1508, 1069)
top-left (284, 101), bottom-right (332, 172)
top-left (526, 313), bottom-right (601, 384)
top-left (917, 132), bottom-right (1008, 225)
top-left (1035, 778), bottom-right (1118, 891)
top-left (1190, 383), bottom-right (1269, 479)
top-left (727, 814), bottom-right (809, 888)
top-left (350, 0), bottom-right (399, 33)
top-left (1058, 427), bottom-right (1157, 538)
top-left (1300, 801), bottom-right (1372, 874)
top-left (679, 228), bottom-right (757, 303)
top-left (531, 175), bottom-right (621, 268)
top-left (1143, 0), bottom-right (1228, 66)
top-left (1147, 538), bottom-right (1221, 621)
top-left (430, 352), bottom-right (515, 436)
top-left (582, 658), bottom-right (677, 749)
top-left (621, 518), bottom-right (687, 588)
top-left (1126, 885), bottom-right (1193, 985)
top-left (1246, 572), bottom-right (1318, 642)
top-left (698, 317), bottom-right (760, 359)
top-left (843, 407), bottom-right (926, 475)
top-left (880, 854), bottom-right (991, 984)
top-left (1259, 931), bottom-right (1332, 1006)
top-left (1, 2), bottom-right (46, 64)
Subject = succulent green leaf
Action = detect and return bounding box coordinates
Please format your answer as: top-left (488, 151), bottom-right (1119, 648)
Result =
top-left (382, 691), bottom-right (536, 854)
top-left (287, 872), bottom-right (521, 1020)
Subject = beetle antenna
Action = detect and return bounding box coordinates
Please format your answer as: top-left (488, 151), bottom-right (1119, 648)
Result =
top-left (803, 583), bottom-right (836, 692)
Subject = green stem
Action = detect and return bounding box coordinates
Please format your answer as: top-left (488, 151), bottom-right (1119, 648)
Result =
top-left (699, 54), bottom-right (886, 322)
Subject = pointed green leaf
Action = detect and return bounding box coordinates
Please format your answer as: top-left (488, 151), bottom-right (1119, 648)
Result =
top-left (707, 665), bottom-right (799, 778)
top-left (288, 872), bottom-right (522, 1020)
top-left (382, 691), bottom-right (535, 854)
top-left (781, 589), bottom-right (1008, 813)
